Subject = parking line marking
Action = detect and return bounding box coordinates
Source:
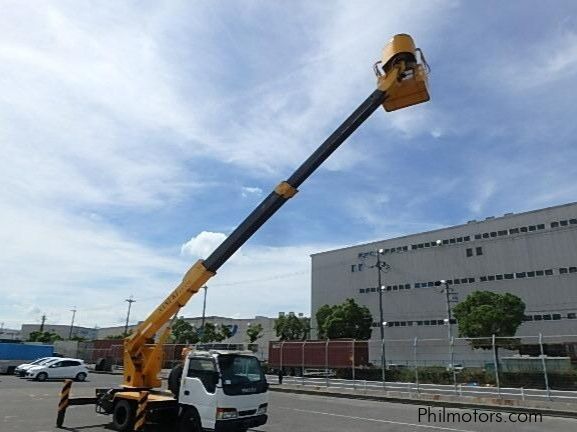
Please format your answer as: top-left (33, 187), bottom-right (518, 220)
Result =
top-left (281, 407), bottom-right (478, 432)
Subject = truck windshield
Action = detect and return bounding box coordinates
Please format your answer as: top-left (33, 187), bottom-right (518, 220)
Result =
top-left (218, 355), bottom-right (266, 396)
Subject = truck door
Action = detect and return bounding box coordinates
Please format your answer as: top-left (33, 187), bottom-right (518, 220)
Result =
top-left (181, 357), bottom-right (218, 429)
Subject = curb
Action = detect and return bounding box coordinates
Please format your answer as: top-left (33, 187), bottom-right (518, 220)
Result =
top-left (270, 386), bottom-right (577, 419)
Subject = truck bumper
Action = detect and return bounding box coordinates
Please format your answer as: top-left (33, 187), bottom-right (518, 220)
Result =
top-left (214, 414), bottom-right (267, 432)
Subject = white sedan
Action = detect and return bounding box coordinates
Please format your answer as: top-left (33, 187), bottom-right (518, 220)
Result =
top-left (15, 357), bottom-right (60, 377)
top-left (26, 358), bottom-right (88, 382)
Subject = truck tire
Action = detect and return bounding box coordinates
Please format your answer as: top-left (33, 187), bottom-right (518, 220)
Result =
top-left (168, 364), bottom-right (183, 397)
top-left (178, 407), bottom-right (201, 432)
top-left (112, 399), bottom-right (135, 432)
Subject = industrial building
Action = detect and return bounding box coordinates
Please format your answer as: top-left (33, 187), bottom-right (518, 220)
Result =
top-left (311, 202), bottom-right (577, 365)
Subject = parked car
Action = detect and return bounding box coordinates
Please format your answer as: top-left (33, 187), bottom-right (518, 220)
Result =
top-left (26, 358), bottom-right (88, 382)
top-left (15, 357), bottom-right (59, 377)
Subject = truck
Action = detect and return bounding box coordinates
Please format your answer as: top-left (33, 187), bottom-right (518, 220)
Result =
top-left (0, 342), bottom-right (54, 374)
top-left (58, 34), bottom-right (430, 432)
top-left (268, 340), bottom-right (369, 374)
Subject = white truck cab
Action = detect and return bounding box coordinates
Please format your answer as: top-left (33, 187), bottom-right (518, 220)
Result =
top-left (178, 350), bottom-right (268, 432)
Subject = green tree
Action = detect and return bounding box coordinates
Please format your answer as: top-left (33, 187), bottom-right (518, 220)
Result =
top-left (452, 291), bottom-right (525, 362)
top-left (200, 323), bottom-right (232, 343)
top-left (246, 323), bottom-right (263, 343)
top-left (171, 317), bottom-right (199, 344)
top-left (274, 314), bottom-right (310, 341)
top-left (319, 299), bottom-right (372, 340)
top-left (316, 304), bottom-right (337, 339)
top-left (28, 331), bottom-right (63, 343)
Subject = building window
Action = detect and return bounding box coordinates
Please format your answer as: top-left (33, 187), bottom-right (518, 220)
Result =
top-left (460, 278), bottom-right (467, 284)
top-left (482, 233), bottom-right (489, 239)
top-left (468, 278), bottom-right (475, 283)
top-left (392, 285), bottom-right (398, 291)
top-left (457, 237), bottom-right (463, 243)
top-left (359, 288), bottom-right (365, 293)
top-left (527, 271), bottom-right (535, 277)
top-left (551, 221), bottom-right (559, 228)
top-left (570, 267), bottom-right (577, 273)
top-left (480, 276), bottom-right (487, 282)
top-left (545, 269), bottom-right (553, 276)
top-left (570, 219), bottom-right (577, 225)
top-left (498, 230), bottom-right (507, 236)
top-left (476, 246), bottom-right (483, 256)
top-left (454, 279), bottom-right (461, 284)
top-left (536, 270), bottom-right (544, 276)
top-left (466, 248), bottom-right (473, 257)
top-left (516, 272), bottom-right (526, 278)
top-left (403, 246), bottom-right (408, 251)
top-left (405, 284), bottom-right (411, 289)
top-left (371, 287), bottom-right (377, 292)
top-left (496, 274), bottom-right (503, 280)
top-left (553, 314), bottom-right (561, 320)
top-left (475, 234), bottom-right (482, 240)
top-left (464, 236), bottom-right (470, 241)
top-left (534, 315), bottom-right (542, 321)
top-left (411, 244), bottom-right (418, 250)
top-left (537, 224), bottom-right (545, 230)
top-left (490, 232), bottom-right (497, 237)
top-left (560, 220), bottom-right (568, 226)
top-left (428, 281), bottom-right (434, 287)
top-left (415, 283), bottom-right (421, 288)
top-left (560, 268), bottom-right (568, 274)
top-left (351, 265), bottom-right (356, 272)
top-left (568, 313), bottom-right (576, 319)
top-left (523, 315), bottom-right (533, 321)
top-left (418, 243), bottom-right (424, 248)
top-left (543, 314), bottom-right (552, 321)
top-left (488, 275), bottom-right (495, 281)
top-left (424, 242), bottom-right (430, 248)
top-left (528, 225), bottom-right (536, 231)
top-left (504, 273), bottom-right (514, 279)
top-left (442, 239), bottom-right (449, 245)
top-left (509, 228), bottom-right (519, 234)
top-left (358, 264), bottom-right (363, 271)
top-left (449, 238), bottom-right (456, 244)
top-left (520, 226), bottom-right (528, 232)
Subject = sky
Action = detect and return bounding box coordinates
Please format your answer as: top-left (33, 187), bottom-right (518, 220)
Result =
top-left (1, 0), bottom-right (577, 331)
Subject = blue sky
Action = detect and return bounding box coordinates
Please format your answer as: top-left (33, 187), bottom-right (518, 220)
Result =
top-left (1, 1), bottom-right (577, 330)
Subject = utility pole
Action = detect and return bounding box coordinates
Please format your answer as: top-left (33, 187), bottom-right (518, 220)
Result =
top-left (69, 307), bottom-right (77, 339)
top-left (200, 286), bottom-right (208, 333)
top-left (124, 296), bottom-right (136, 336)
top-left (40, 314), bottom-right (46, 332)
top-left (369, 249), bottom-right (390, 385)
top-left (440, 279), bottom-right (459, 393)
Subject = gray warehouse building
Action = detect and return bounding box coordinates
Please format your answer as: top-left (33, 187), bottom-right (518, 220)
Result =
top-left (311, 202), bottom-right (577, 365)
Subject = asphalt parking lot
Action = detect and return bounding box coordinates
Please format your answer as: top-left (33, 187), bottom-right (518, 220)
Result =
top-left (1, 373), bottom-right (576, 432)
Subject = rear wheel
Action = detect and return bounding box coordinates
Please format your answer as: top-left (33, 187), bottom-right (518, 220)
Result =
top-left (75, 372), bottom-right (87, 382)
top-left (112, 399), bottom-right (135, 432)
top-left (36, 372), bottom-right (48, 382)
top-left (178, 407), bottom-right (201, 432)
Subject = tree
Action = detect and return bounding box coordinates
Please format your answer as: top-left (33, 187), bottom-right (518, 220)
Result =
top-left (28, 331), bottom-right (63, 343)
top-left (200, 323), bottom-right (232, 343)
top-left (452, 291), bottom-right (525, 362)
top-left (317, 299), bottom-right (372, 340)
top-left (246, 323), bottom-right (264, 343)
top-left (274, 314), bottom-right (309, 341)
top-left (171, 317), bottom-right (199, 344)
top-left (316, 304), bottom-right (337, 339)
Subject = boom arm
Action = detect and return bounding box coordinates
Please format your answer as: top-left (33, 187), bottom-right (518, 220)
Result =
top-left (123, 34), bottom-right (430, 388)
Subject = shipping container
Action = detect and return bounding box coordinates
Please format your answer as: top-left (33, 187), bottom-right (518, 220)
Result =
top-left (268, 340), bottom-right (369, 369)
top-left (0, 343), bottom-right (54, 374)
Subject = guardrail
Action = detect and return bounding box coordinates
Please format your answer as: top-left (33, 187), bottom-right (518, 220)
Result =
top-left (268, 375), bottom-right (577, 402)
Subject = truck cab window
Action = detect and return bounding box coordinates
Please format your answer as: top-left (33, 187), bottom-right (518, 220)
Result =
top-left (187, 358), bottom-right (217, 393)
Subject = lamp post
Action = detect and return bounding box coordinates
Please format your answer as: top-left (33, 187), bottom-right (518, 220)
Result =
top-left (370, 248), bottom-right (390, 385)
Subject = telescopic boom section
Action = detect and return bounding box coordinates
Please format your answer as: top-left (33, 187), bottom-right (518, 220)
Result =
top-left (123, 34), bottom-right (430, 388)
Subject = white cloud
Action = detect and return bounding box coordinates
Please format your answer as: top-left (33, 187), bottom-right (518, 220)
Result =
top-left (181, 231), bottom-right (228, 259)
top-left (241, 186), bottom-right (263, 198)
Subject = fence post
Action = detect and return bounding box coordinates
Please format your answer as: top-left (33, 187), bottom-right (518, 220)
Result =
top-left (56, 379), bottom-right (73, 427)
top-left (413, 337), bottom-right (419, 394)
top-left (280, 341), bottom-right (284, 385)
top-left (302, 341), bottom-right (306, 386)
top-left (539, 333), bottom-right (551, 399)
top-left (351, 339), bottom-right (356, 389)
top-left (450, 336), bottom-right (457, 395)
top-left (492, 334), bottom-right (501, 397)
top-left (381, 337), bottom-right (387, 391)
top-left (325, 338), bottom-right (329, 388)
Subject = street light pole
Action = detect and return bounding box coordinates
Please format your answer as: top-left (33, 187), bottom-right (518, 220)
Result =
top-left (201, 285), bottom-right (208, 332)
top-left (124, 296), bottom-right (136, 336)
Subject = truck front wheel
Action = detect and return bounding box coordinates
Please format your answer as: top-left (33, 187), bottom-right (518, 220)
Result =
top-left (178, 407), bottom-right (201, 432)
top-left (112, 400), bottom-right (135, 432)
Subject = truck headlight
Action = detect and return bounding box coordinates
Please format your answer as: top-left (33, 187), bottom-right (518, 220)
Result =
top-left (216, 408), bottom-right (238, 420)
top-left (257, 403), bottom-right (268, 415)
